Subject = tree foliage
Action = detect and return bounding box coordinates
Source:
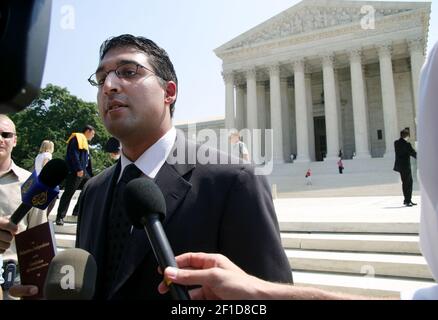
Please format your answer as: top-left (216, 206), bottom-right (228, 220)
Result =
top-left (10, 84), bottom-right (113, 174)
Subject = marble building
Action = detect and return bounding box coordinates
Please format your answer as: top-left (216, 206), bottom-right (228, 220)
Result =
top-left (214, 0), bottom-right (431, 162)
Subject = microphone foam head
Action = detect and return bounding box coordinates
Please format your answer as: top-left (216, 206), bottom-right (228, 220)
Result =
top-left (44, 248), bottom-right (97, 300)
top-left (38, 158), bottom-right (69, 188)
top-left (125, 177), bottom-right (166, 229)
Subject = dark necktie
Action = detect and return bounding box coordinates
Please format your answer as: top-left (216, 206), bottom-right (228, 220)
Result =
top-left (104, 163), bottom-right (143, 295)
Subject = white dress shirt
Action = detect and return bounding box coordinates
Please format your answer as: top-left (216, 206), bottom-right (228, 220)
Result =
top-left (118, 127), bottom-right (177, 180)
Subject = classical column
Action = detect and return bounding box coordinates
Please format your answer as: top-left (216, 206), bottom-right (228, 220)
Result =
top-left (293, 60), bottom-right (311, 162)
top-left (334, 70), bottom-right (343, 149)
top-left (257, 82), bottom-right (267, 130)
top-left (246, 68), bottom-right (261, 163)
top-left (246, 68), bottom-right (258, 130)
top-left (378, 44), bottom-right (398, 158)
top-left (257, 81), bottom-right (267, 157)
top-left (322, 54), bottom-right (340, 160)
top-left (223, 71), bottom-right (235, 129)
top-left (349, 49), bottom-right (371, 159)
top-left (409, 38), bottom-right (425, 119)
top-left (281, 79), bottom-right (292, 161)
top-left (236, 84), bottom-right (245, 130)
top-left (269, 64), bottom-right (284, 163)
top-left (305, 73), bottom-right (315, 161)
top-left (289, 80), bottom-right (297, 157)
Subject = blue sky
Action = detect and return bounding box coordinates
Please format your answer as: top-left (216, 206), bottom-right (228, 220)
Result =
top-left (42, 0), bottom-right (437, 123)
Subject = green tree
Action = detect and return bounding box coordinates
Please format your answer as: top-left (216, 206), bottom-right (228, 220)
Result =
top-left (10, 84), bottom-right (113, 174)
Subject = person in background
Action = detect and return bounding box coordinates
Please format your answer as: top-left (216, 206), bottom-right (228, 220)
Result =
top-left (229, 130), bottom-right (250, 162)
top-left (55, 125), bottom-right (95, 225)
top-left (34, 140), bottom-right (56, 217)
top-left (393, 128), bottom-right (417, 207)
top-left (34, 140), bottom-right (54, 175)
top-left (104, 137), bottom-right (121, 161)
top-left (0, 115), bottom-right (46, 299)
top-left (305, 168), bottom-right (312, 185)
top-left (337, 158), bottom-right (344, 174)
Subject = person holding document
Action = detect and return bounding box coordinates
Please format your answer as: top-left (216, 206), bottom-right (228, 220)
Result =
top-left (0, 114), bottom-right (46, 299)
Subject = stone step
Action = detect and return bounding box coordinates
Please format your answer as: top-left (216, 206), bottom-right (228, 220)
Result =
top-left (293, 271), bottom-right (435, 298)
top-left (49, 215), bottom-right (78, 224)
top-left (53, 223), bottom-right (77, 235)
top-left (281, 232), bottom-right (421, 254)
top-left (270, 158), bottom-right (397, 176)
top-left (286, 249), bottom-right (433, 280)
top-left (280, 221), bottom-right (419, 234)
top-left (49, 191), bottom-right (80, 218)
top-left (55, 233), bottom-right (76, 249)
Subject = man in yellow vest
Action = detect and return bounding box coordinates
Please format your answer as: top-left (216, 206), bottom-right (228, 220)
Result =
top-left (55, 125), bottom-right (95, 225)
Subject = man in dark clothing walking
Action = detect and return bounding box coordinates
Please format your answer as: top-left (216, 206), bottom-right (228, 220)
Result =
top-left (56, 125), bottom-right (95, 225)
top-left (394, 128), bottom-right (417, 207)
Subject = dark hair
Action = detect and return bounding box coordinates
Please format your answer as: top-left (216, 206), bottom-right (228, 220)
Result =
top-left (83, 124), bottom-right (95, 133)
top-left (104, 137), bottom-right (120, 153)
top-left (99, 34), bottom-right (178, 117)
top-left (400, 129), bottom-right (410, 138)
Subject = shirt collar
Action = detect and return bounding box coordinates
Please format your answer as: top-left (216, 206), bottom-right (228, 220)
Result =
top-left (119, 127), bottom-right (176, 181)
top-left (0, 160), bottom-right (20, 179)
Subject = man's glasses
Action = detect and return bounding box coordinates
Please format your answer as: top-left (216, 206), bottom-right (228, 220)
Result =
top-left (0, 132), bottom-right (15, 139)
top-left (88, 62), bottom-right (159, 87)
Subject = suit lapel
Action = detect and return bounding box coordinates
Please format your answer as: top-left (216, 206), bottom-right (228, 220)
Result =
top-left (81, 163), bottom-right (120, 297)
top-left (109, 138), bottom-right (194, 298)
top-left (86, 163), bottom-right (119, 257)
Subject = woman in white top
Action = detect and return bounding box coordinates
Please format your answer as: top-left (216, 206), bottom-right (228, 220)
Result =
top-left (34, 140), bottom-right (54, 175)
top-left (34, 140), bottom-right (56, 218)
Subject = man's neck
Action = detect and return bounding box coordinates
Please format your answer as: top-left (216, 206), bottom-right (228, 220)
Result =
top-left (0, 157), bottom-right (12, 173)
top-left (122, 126), bottom-right (172, 162)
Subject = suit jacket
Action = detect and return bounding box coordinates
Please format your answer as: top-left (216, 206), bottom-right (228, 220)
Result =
top-left (76, 136), bottom-right (292, 299)
top-left (394, 138), bottom-right (417, 173)
top-left (66, 136), bottom-right (89, 174)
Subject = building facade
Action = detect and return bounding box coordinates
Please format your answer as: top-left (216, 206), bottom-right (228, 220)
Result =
top-left (215, 0), bottom-right (431, 162)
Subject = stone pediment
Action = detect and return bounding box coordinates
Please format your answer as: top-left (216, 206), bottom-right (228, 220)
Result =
top-left (215, 0), bottom-right (430, 53)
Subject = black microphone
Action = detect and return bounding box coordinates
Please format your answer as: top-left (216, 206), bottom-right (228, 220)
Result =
top-left (10, 158), bottom-right (68, 224)
top-left (125, 178), bottom-right (190, 301)
top-left (44, 248), bottom-right (97, 300)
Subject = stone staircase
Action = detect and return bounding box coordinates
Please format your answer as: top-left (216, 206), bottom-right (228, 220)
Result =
top-left (49, 190), bottom-right (79, 251)
top-left (280, 219), bottom-right (434, 298)
top-left (49, 191), bottom-right (435, 299)
top-left (266, 158), bottom-right (417, 196)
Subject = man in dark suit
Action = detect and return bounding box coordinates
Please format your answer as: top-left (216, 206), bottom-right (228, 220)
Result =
top-left (76, 34), bottom-right (292, 300)
top-left (56, 125), bottom-right (95, 225)
top-left (394, 128), bottom-right (417, 207)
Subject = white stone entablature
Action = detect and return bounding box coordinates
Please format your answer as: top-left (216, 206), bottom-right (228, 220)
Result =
top-left (215, 0), bottom-right (430, 70)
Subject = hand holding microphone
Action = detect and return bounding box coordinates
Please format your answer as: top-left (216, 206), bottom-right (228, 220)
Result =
top-left (10, 158), bottom-right (68, 224)
top-left (124, 178), bottom-right (190, 300)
